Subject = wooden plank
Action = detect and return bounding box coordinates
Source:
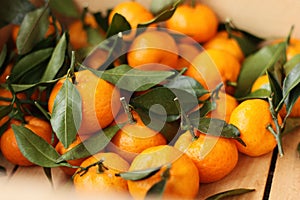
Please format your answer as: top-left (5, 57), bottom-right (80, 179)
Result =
top-left (198, 152), bottom-right (273, 199)
top-left (269, 127), bottom-right (300, 200)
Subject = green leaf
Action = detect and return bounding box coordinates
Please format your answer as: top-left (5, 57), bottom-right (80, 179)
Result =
top-left (40, 33), bottom-right (67, 83)
top-left (9, 78), bottom-right (60, 93)
top-left (145, 165), bottom-right (171, 199)
top-left (205, 188), bottom-right (255, 200)
top-left (131, 87), bottom-right (199, 117)
top-left (89, 64), bottom-right (175, 91)
top-left (190, 117), bottom-right (242, 140)
top-left (189, 101), bottom-right (217, 119)
top-left (137, 0), bottom-right (182, 28)
top-left (93, 10), bottom-right (110, 32)
top-left (0, 118), bottom-right (10, 137)
top-left (12, 124), bottom-right (69, 168)
top-left (0, 105), bottom-right (13, 120)
top-left (9, 48), bottom-right (53, 83)
top-left (267, 70), bottom-right (283, 111)
top-left (150, 0), bottom-right (180, 15)
top-left (236, 89), bottom-right (271, 101)
top-left (86, 27), bottom-right (105, 46)
top-left (164, 75), bottom-right (208, 98)
top-left (81, 33), bottom-right (124, 70)
top-left (267, 42), bottom-right (287, 86)
top-left (118, 166), bottom-right (161, 181)
top-left (43, 167), bottom-right (53, 187)
top-left (56, 124), bottom-right (122, 162)
top-left (50, 79), bottom-right (82, 148)
top-left (0, 166), bottom-right (6, 177)
top-left (0, 0), bottom-right (35, 28)
top-left (106, 13), bottom-right (131, 39)
top-left (0, 44), bottom-right (7, 68)
top-left (224, 21), bottom-right (263, 57)
top-left (17, 6), bottom-right (50, 55)
top-left (235, 43), bottom-right (284, 98)
top-left (146, 178), bottom-right (167, 199)
top-left (284, 84), bottom-right (300, 119)
top-left (49, 0), bottom-right (79, 18)
top-left (284, 54), bottom-right (300, 75)
top-left (283, 63), bottom-right (300, 100)
top-left (135, 108), bottom-right (180, 142)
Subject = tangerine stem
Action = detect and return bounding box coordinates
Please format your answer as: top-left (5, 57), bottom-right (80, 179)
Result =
top-left (266, 124), bottom-right (284, 157)
top-left (34, 101), bottom-right (51, 121)
top-left (174, 97), bottom-right (197, 139)
top-left (6, 77), bottom-right (25, 123)
top-left (120, 97), bottom-right (135, 124)
top-left (267, 97), bottom-right (284, 157)
top-left (191, 0), bottom-right (196, 8)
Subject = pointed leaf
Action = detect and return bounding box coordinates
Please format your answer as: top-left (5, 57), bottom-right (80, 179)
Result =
top-left (235, 43), bottom-right (284, 98)
top-left (150, 0), bottom-right (180, 15)
top-left (49, 0), bottom-right (79, 18)
top-left (40, 33), bottom-right (67, 82)
top-left (267, 42), bottom-right (287, 86)
top-left (90, 64), bottom-right (175, 91)
top-left (106, 13), bottom-right (131, 39)
top-left (17, 6), bottom-right (50, 55)
top-left (205, 188), bottom-right (255, 200)
top-left (146, 178), bottom-right (167, 199)
top-left (190, 117), bottom-right (241, 139)
top-left (283, 63), bottom-right (300, 99)
top-left (0, 166), bottom-right (6, 177)
top-left (86, 27), bottom-right (105, 46)
top-left (9, 78), bottom-right (60, 93)
top-left (164, 75), bottom-right (208, 98)
top-left (145, 165), bottom-right (171, 199)
top-left (138, 0), bottom-right (182, 28)
top-left (267, 70), bottom-right (283, 111)
top-left (0, 0), bottom-right (34, 28)
top-left (118, 166), bottom-right (162, 181)
top-left (0, 44), bottom-right (7, 68)
top-left (236, 89), bottom-right (271, 101)
top-left (43, 167), bottom-right (53, 187)
top-left (224, 21), bottom-right (263, 57)
top-left (135, 108), bottom-right (180, 142)
top-left (0, 105), bottom-right (13, 119)
top-left (12, 124), bottom-right (69, 168)
top-left (93, 11), bottom-right (110, 32)
top-left (50, 79), bottom-right (82, 148)
top-left (9, 48), bottom-right (53, 83)
top-left (131, 87), bottom-right (198, 117)
top-left (284, 84), bottom-right (300, 119)
top-left (284, 54), bottom-right (300, 75)
top-left (56, 124), bottom-right (122, 162)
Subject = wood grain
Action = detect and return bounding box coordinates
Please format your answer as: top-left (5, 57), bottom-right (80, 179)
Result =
top-left (269, 127), bottom-right (300, 200)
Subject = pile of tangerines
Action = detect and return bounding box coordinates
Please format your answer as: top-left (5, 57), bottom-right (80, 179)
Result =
top-left (1, 1), bottom-right (300, 199)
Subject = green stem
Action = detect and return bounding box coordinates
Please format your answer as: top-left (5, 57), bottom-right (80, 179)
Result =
top-left (34, 101), bottom-right (51, 121)
top-left (266, 125), bottom-right (284, 157)
top-left (174, 97), bottom-right (197, 139)
top-left (267, 97), bottom-right (284, 157)
top-left (120, 97), bottom-right (135, 124)
top-left (226, 81), bottom-right (238, 87)
top-left (191, 0), bottom-right (196, 8)
top-left (6, 79), bottom-right (25, 123)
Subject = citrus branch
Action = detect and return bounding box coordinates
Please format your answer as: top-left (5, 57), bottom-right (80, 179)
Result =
top-left (267, 97), bottom-right (284, 157)
top-left (120, 97), bottom-right (135, 124)
top-left (174, 97), bottom-right (197, 139)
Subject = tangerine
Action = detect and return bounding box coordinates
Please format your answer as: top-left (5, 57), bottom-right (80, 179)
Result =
top-left (166, 3), bottom-right (218, 43)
